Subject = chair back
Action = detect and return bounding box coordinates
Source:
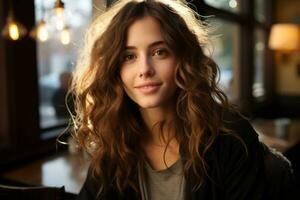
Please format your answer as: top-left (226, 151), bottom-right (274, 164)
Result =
top-left (261, 143), bottom-right (298, 199)
top-left (0, 184), bottom-right (66, 200)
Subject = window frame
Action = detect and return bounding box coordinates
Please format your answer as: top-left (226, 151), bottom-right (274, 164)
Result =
top-left (0, 0), bottom-right (66, 170)
top-left (194, 0), bottom-right (273, 114)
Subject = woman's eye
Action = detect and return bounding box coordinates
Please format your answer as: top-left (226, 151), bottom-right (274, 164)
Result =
top-left (153, 48), bottom-right (169, 57)
top-left (123, 53), bottom-right (136, 62)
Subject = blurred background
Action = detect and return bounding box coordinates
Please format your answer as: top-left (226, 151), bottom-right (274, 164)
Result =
top-left (0, 0), bottom-right (299, 196)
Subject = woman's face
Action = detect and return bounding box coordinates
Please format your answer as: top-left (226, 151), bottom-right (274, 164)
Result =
top-left (120, 16), bottom-right (178, 110)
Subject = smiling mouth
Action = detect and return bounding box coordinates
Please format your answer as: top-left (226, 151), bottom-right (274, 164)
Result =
top-left (136, 83), bottom-right (161, 94)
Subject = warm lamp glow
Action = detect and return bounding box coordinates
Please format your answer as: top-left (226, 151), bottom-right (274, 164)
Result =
top-left (2, 16), bottom-right (27, 41)
top-left (60, 26), bottom-right (71, 45)
top-left (29, 19), bottom-right (49, 42)
top-left (55, 18), bottom-right (65, 30)
top-left (54, 0), bottom-right (65, 16)
top-left (8, 23), bottom-right (20, 40)
top-left (269, 24), bottom-right (300, 51)
top-left (54, 0), bottom-right (65, 30)
top-left (37, 20), bottom-right (49, 42)
top-left (55, 7), bottom-right (64, 18)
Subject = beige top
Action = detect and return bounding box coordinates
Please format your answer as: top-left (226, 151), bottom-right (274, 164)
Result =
top-left (138, 158), bottom-right (185, 200)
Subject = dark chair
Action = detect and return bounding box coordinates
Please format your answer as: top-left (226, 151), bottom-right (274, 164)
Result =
top-left (262, 143), bottom-right (299, 199)
top-left (0, 184), bottom-right (68, 200)
top-left (284, 141), bottom-right (300, 188)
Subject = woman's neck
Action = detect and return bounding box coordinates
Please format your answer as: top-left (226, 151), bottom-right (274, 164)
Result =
top-left (139, 106), bottom-right (175, 145)
top-left (139, 106), bottom-right (181, 170)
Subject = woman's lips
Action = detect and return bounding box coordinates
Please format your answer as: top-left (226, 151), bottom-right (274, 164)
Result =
top-left (135, 83), bottom-right (161, 94)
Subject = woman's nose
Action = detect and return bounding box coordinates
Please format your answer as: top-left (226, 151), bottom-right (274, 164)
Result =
top-left (138, 55), bottom-right (155, 78)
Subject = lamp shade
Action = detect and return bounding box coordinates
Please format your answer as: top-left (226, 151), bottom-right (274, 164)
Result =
top-left (269, 23), bottom-right (300, 51)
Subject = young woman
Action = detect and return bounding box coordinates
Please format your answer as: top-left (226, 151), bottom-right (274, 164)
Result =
top-left (72, 0), bottom-right (296, 199)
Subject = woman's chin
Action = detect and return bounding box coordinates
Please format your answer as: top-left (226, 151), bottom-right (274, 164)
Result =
top-left (138, 103), bottom-right (159, 109)
top-left (136, 100), bottom-right (162, 109)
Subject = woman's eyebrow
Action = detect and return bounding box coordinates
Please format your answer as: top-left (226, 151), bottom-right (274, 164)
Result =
top-left (125, 41), bottom-right (165, 50)
top-left (149, 41), bottom-right (165, 48)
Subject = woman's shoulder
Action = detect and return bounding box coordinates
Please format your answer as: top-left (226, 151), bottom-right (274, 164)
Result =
top-left (209, 110), bottom-right (264, 175)
top-left (205, 111), bottom-right (267, 199)
top-left (207, 110), bottom-right (263, 171)
top-left (76, 168), bottom-right (101, 200)
top-left (219, 110), bottom-right (259, 147)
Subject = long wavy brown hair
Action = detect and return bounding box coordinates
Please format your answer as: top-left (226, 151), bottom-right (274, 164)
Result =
top-left (71, 0), bottom-right (238, 195)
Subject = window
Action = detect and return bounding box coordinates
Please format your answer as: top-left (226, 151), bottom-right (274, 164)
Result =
top-left (253, 0), bottom-right (270, 99)
top-left (209, 19), bottom-right (240, 102)
top-left (34, 0), bottom-right (92, 129)
top-left (197, 0), bottom-right (272, 111)
top-left (255, 0), bottom-right (266, 22)
top-left (0, 0), bottom-right (97, 168)
top-left (253, 29), bottom-right (266, 98)
top-left (204, 0), bottom-right (241, 13)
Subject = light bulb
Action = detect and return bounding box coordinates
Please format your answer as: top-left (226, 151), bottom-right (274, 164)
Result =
top-left (37, 20), bottom-right (48, 42)
top-left (56, 18), bottom-right (65, 30)
top-left (229, 0), bottom-right (237, 8)
top-left (2, 16), bottom-right (27, 41)
top-left (8, 22), bottom-right (20, 40)
top-left (60, 26), bottom-right (70, 45)
top-left (55, 7), bottom-right (64, 18)
top-left (54, 0), bottom-right (65, 30)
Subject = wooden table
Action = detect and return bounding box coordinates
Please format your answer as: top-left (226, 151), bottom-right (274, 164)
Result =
top-left (0, 151), bottom-right (90, 194)
top-left (252, 119), bottom-right (300, 153)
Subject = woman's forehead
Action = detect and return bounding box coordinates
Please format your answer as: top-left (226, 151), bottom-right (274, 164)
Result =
top-left (125, 16), bottom-right (165, 47)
